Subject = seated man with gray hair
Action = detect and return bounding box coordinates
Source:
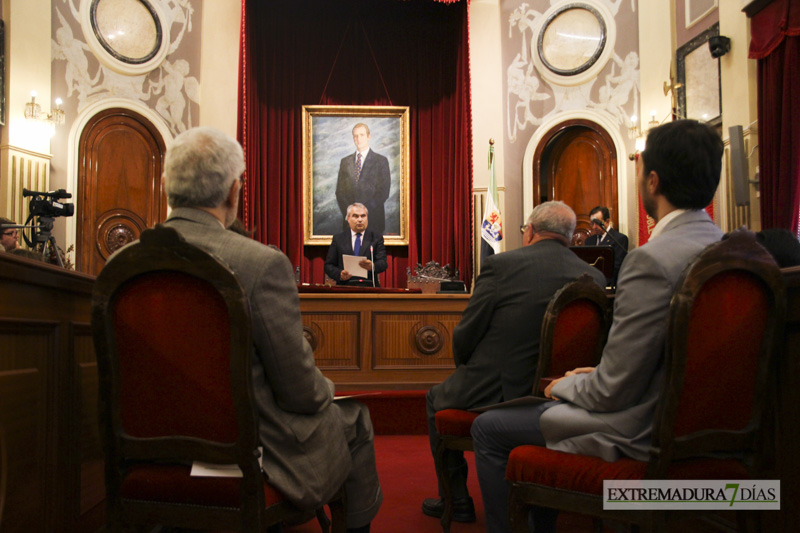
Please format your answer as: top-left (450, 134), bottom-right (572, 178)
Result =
top-left (422, 200), bottom-right (606, 523)
top-left (157, 127), bottom-right (382, 533)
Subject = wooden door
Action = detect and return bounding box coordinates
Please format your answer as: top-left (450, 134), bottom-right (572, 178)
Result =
top-left (533, 120), bottom-right (617, 244)
top-left (77, 108), bottom-right (166, 275)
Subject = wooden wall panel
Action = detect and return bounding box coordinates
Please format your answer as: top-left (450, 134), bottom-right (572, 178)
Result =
top-left (302, 313), bottom-right (360, 369)
top-left (372, 313), bottom-right (462, 368)
top-left (0, 321), bottom-right (56, 532)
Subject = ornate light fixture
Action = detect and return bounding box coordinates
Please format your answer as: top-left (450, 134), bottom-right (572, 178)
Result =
top-left (24, 91), bottom-right (65, 127)
top-left (628, 115), bottom-right (640, 140)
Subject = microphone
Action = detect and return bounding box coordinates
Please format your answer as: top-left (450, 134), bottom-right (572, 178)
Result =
top-left (370, 245), bottom-right (376, 288)
top-left (591, 218), bottom-right (606, 230)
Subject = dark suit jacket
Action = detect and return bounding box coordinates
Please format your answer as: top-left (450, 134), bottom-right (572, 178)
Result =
top-left (159, 208), bottom-right (352, 509)
top-left (429, 239), bottom-right (607, 412)
top-left (585, 227), bottom-right (629, 285)
top-left (336, 150), bottom-right (391, 235)
top-left (324, 228), bottom-right (388, 287)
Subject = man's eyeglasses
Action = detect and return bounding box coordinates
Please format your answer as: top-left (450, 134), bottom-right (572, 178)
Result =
top-left (519, 224), bottom-right (529, 234)
top-left (2, 230), bottom-right (18, 237)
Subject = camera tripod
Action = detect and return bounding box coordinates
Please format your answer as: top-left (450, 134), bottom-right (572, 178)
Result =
top-left (21, 215), bottom-right (66, 268)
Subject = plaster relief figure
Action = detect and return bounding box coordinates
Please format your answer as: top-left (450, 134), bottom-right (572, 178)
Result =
top-left (52, 7), bottom-right (102, 104)
top-left (151, 59), bottom-right (199, 135)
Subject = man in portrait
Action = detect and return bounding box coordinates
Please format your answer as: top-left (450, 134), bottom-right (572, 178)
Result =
top-left (336, 123), bottom-right (391, 236)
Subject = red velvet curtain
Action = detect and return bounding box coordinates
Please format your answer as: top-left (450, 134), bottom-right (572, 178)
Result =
top-left (237, 0), bottom-right (473, 288)
top-left (748, 0), bottom-right (800, 235)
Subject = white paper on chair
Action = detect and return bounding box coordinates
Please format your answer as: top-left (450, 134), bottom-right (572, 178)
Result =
top-left (190, 447), bottom-right (264, 477)
top-left (343, 255), bottom-right (368, 278)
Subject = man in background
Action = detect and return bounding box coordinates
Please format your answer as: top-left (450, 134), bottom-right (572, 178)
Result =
top-left (584, 205), bottom-right (628, 286)
top-left (1, 217), bottom-right (21, 253)
top-left (472, 119), bottom-right (724, 533)
top-left (325, 203), bottom-right (388, 287)
top-left (158, 127), bottom-right (382, 533)
top-left (336, 123), bottom-right (391, 235)
top-left (422, 201), bottom-right (606, 523)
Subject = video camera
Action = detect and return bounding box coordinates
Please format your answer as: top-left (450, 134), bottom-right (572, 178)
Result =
top-left (20, 188), bottom-right (75, 268)
top-left (23, 188), bottom-right (75, 218)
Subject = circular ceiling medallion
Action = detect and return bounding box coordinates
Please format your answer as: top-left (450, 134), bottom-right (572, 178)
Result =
top-left (81, 0), bottom-right (170, 75)
top-left (91, 0), bottom-right (161, 64)
top-left (532, 1), bottom-right (616, 87)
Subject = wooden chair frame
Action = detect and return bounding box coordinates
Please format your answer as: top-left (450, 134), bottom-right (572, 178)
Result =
top-left (92, 225), bottom-right (345, 532)
top-left (507, 230), bottom-right (787, 533)
top-left (434, 273), bottom-right (611, 532)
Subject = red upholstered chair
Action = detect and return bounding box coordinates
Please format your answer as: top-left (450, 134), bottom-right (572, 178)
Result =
top-left (506, 230), bottom-right (786, 533)
top-left (433, 273), bottom-right (611, 532)
top-left (92, 225), bottom-right (345, 533)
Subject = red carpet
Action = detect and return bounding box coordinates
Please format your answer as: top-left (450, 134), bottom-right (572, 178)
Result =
top-left (284, 434), bottom-right (484, 533)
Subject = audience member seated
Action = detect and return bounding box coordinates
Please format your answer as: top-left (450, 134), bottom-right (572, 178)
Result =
top-left (471, 119), bottom-right (724, 533)
top-left (9, 248), bottom-right (45, 262)
top-left (325, 203), bottom-right (388, 287)
top-left (132, 126), bottom-right (381, 533)
top-left (421, 201), bottom-right (606, 524)
top-left (583, 205), bottom-right (628, 286)
top-left (1, 218), bottom-right (20, 253)
top-left (757, 228), bottom-right (800, 268)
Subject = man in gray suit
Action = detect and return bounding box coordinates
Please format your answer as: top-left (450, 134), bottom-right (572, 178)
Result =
top-left (422, 201), bottom-right (606, 523)
top-left (472, 119), bottom-right (724, 533)
top-left (162, 127), bottom-right (381, 533)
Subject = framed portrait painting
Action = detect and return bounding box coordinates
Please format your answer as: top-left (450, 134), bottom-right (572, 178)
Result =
top-left (302, 105), bottom-right (410, 246)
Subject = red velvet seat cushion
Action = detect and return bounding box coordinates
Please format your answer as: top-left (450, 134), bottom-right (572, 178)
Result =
top-left (121, 463), bottom-right (286, 508)
top-left (550, 301), bottom-right (602, 376)
top-left (435, 409), bottom-right (480, 437)
top-left (506, 446), bottom-right (749, 495)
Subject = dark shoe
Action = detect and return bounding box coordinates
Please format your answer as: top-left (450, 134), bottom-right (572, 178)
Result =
top-left (421, 497), bottom-right (476, 523)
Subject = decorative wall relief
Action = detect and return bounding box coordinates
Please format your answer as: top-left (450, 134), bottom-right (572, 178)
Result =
top-left (52, 0), bottom-right (199, 136)
top-left (505, 0), bottom-right (639, 143)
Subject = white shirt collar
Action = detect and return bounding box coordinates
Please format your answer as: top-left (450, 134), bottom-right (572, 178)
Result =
top-left (356, 147), bottom-right (370, 159)
top-left (648, 209), bottom-right (688, 241)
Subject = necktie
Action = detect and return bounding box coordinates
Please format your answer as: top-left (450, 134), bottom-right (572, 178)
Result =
top-left (356, 153), bottom-right (363, 183)
top-left (354, 233), bottom-right (362, 255)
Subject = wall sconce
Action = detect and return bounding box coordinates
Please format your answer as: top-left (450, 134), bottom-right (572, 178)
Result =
top-left (24, 91), bottom-right (65, 127)
top-left (648, 110), bottom-right (659, 130)
top-left (628, 115), bottom-right (640, 140)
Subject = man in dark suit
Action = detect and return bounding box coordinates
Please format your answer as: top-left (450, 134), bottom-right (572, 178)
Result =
top-left (159, 128), bottom-right (381, 533)
top-left (336, 123), bottom-right (391, 236)
top-left (325, 203), bottom-right (388, 287)
top-left (584, 205), bottom-right (628, 286)
top-left (472, 120), bottom-right (724, 533)
top-left (421, 201), bottom-right (606, 523)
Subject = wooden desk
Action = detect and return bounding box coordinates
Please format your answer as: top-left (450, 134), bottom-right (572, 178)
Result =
top-left (0, 254), bottom-right (104, 532)
top-left (299, 292), bottom-right (470, 389)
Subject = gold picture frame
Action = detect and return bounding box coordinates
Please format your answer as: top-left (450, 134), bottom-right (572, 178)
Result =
top-left (302, 105), bottom-right (410, 246)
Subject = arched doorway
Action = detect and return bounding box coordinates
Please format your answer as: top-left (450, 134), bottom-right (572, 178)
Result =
top-left (76, 108), bottom-right (167, 275)
top-left (532, 119), bottom-right (618, 244)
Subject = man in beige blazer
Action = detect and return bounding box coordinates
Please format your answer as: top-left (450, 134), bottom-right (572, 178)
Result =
top-left (162, 127), bottom-right (381, 533)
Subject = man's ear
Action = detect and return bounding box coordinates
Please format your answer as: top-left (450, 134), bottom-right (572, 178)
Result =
top-left (647, 170), bottom-right (660, 195)
top-left (226, 179), bottom-right (241, 207)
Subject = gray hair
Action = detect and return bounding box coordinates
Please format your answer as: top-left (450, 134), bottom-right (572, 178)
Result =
top-left (526, 201), bottom-right (576, 241)
top-left (165, 127), bottom-right (245, 208)
top-left (346, 203), bottom-right (368, 218)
